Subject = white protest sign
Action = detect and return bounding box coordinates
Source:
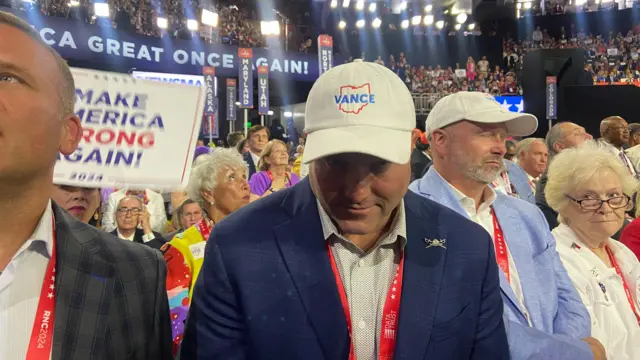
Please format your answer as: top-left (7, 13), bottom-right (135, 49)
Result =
top-left (54, 68), bottom-right (206, 190)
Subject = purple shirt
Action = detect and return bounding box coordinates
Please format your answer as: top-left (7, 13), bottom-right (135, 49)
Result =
top-left (249, 171), bottom-right (300, 196)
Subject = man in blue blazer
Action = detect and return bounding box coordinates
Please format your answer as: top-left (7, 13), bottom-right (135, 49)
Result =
top-left (410, 92), bottom-right (606, 360)
top-left (181, 61), bottom-right (509, 359)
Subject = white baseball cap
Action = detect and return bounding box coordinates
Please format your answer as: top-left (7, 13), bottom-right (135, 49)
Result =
top-left (425, 92), bottom-right (538, 137)
top-left (303, 59), bottom-right (415, 164)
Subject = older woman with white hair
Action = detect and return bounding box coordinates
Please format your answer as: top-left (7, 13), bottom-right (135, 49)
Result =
top-left (546, 141), bottom-right (640, 360)
top-left (161, 148), bottom-right (250, 355)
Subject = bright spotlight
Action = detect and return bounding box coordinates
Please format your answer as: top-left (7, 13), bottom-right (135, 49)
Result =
top-left (399, 1), bottom-right (407, 10)
top-left (517, 2), bottom-right (522, 8)
top-left (342, 0), bottom-right (350, 8)
top-left (267, 110), bottom-right (274, 116)
top-left (235, 102), bottom-right (241, 106)
top-left (284, 111), bottom-right (293, 118)
top-left (68, 0), bottom-right (79, 6)
top-left (411, 15), bottom-right (422, 25)
top-left (454, 23), bottom-right (461, 30)
top-left (424, 4), bottom-right (433, 12)
top-left (400, 19), bottom-right (409, 29)
top-left (435, 20), bottom-right (444, 29)
top-left (467, 23), bottom-right (476, 30)
top-left (524, 1), bottom-right (532, 8)
top-left (201, 9), bottom-right (219, 27)
top-left (456, 13), bottom-right (467, 24)
top-left (94, 3), bottom-right (109, 17)
top-left (372, 18), bottom-right (381, 28)
top-left (368, 2), bottom-right (376, 12)
top-left (423, 14), bottom-right (434, 25)
top-left (355, 19), bottom-right (365, 28)
top-left (187, 19), bottom-right (199, 31)
top-left (261, 21), bottom-right (280, 35)
top-left (356, 0), bottom-right (364, 10)
top-left (157, 17), bottom-right (168, 29)
top-left (338, 20), bottom-right (347, 29)
top-left (330, 0), bottom-right (338, 8)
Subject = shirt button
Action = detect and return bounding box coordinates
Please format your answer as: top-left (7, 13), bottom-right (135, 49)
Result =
top-left (358, 259), bottom-right (365, 267)
top-left (358, 320), bottom-right (366, 329)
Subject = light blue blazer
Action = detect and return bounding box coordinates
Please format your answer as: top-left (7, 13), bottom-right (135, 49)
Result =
top-left (501, 159), bottom-right (535, 205)
top-left (409, 167), bottom-right (593, 359)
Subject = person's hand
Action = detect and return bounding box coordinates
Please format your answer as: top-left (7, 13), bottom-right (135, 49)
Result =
top-left (583, 337), bottom-right (607, 360)
top-left (138, 208), bottom-right (153, 235)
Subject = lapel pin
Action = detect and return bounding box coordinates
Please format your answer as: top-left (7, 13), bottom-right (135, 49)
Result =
top-left (425, 238), bottom-right (447, 249)
top-left (571, 242), bottom-right (581, 251)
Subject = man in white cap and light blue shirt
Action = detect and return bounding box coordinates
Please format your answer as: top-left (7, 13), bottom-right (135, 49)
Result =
top-left (409, 92), bottom-right (606, 360)
top-left (181, 60), bottom-right (510, 359)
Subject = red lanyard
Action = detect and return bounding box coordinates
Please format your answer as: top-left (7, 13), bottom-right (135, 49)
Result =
top-left (491, 209), bottom-right (510, 283)
top-left (126, 190), bottom-right (149, 205)
top-left (492, 172), bottom-right (514, 197)
top-left (195, 218), bottom-right (213, 241)
top-left (26, 217), bottom-right (57, 360)
top-left (326, 242), bottom-right (404, 360)
top-left (266, 170), bottom-right (291, 186)
top-left (605, 246), bottom-right (640, 326)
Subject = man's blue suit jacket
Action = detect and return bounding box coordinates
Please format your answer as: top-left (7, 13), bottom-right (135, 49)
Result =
top-left (409, 168), bottom-right (594, 359)
top-left (180, 179), bottom-right (509, 360)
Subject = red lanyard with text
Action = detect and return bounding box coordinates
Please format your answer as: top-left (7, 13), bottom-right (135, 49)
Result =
top-left (195, 218), bottom-right (213, 241)
top-left (491, 209), bottom-right (510, 283)
top-left (26, 218), bottom-right (56, 360)
top-left (492, 172), bottom-right (514, 197)
top-left (266, 170), bottom-right (291, 186)
top-left (327, 243), bottom-right (404, 360)
top-left (605, 246), bottom-right (640, 326)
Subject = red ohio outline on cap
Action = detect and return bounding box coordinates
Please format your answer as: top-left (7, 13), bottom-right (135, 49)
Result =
top-left (338, 83), bottom-right (372, 115)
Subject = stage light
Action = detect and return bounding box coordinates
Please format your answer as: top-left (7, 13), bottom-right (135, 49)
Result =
top-left (355, 19), bottom-right (365, 28)
top-left (468, 23), bottom-right (476, 30)
top-left (399, 1), bottom-right (407, 10)
top-left (342, 0), bottom-right (350, 8)
top-left (524, 1), bottom-right (532, 8)
top-left (369, 2), bottom-right (376, 12)
top-left (425, 4), bottom-right (432, 12)
top-left (284, 111), bottom-right (293, 118)
top-left (454, 23), bottom-right (461, 30)
top-left (236, 102), bottom-right (241, 106)
top-left (261, 21), bottom-right (280, 35)
top-left (201, 9), bottom-right (219, 27)
top-left (356, 0), bottom-right (364, 10)
top-left (338, 20), bottom-right (347, 29)
top-left (157, 17), bottom-right (168, 29)
top-left (411, 15), bottom-right (421, 25)
top-left (330, 0), bottom-right (337, 8)
top-left (267, 110), bottom-right (274, 115)
top-left (94, 3), bottom-right (109, 17)
top-left (372, 18), bottom-right (381, 28)
top-left (400, 20), bottom-right (409, 29)
top-left (456, 13), bottom-right (467, 24)
top-left (435, 20), bottom-right (444, 29)
top-left (187, 19), bottom-right (199, 31)
top-left (68, 0), bottom-right (79, 6)
top-left (423, 14), bottom-right (434, 25)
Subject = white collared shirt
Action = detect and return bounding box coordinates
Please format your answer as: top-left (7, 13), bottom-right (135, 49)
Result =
top-left (553, 224), bottom-right (640, 360)
top-left (317, 200), bottom-right (406, 360)
top-left (250, 151), bottom-right (260, 169)
top-left (102, 188), bottom-right (167, 233)
top-left (526, 173), bottom-right (537, 194)
top-left (0, 200), bottom-right (54, 360)
top-left (434, 170), bottom-right (532, 324)
top-left (116, 229), bottom-right (155, 243)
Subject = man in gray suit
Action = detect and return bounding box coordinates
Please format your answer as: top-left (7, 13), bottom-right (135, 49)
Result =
top-left (0, 10), bottom-right (172, 360)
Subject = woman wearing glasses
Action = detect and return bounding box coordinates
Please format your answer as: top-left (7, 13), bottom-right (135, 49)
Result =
top-left (161, 148), bottom-right (251, 356)
top-left (546, 141), bottom-right (640, 360)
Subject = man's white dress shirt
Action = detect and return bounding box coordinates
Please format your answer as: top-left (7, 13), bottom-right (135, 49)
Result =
top-left (102, 189), bottom-right (167, 233)
top-left (553, 223), bottom-right (640, 360)
top-left (0, 201), bottom-right (53, 360)
top-left (437, 171), bottom-right (532, 324)
top-left (116, 229), bottom-right (155, 243)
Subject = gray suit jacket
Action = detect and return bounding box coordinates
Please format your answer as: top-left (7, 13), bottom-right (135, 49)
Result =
top-left (51, 203), bottom-right (173, 360)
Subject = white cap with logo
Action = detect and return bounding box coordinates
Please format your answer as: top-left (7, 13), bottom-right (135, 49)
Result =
top-left (425, 92), bottom-right (538, 137)
top-left (303, 59), bottom-right (415, 164)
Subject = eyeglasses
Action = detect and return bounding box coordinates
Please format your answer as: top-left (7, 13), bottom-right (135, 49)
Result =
top-left (566, 195), bottom-right (631, 210)
top-left (116, 207), bottom-right (142, 215)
